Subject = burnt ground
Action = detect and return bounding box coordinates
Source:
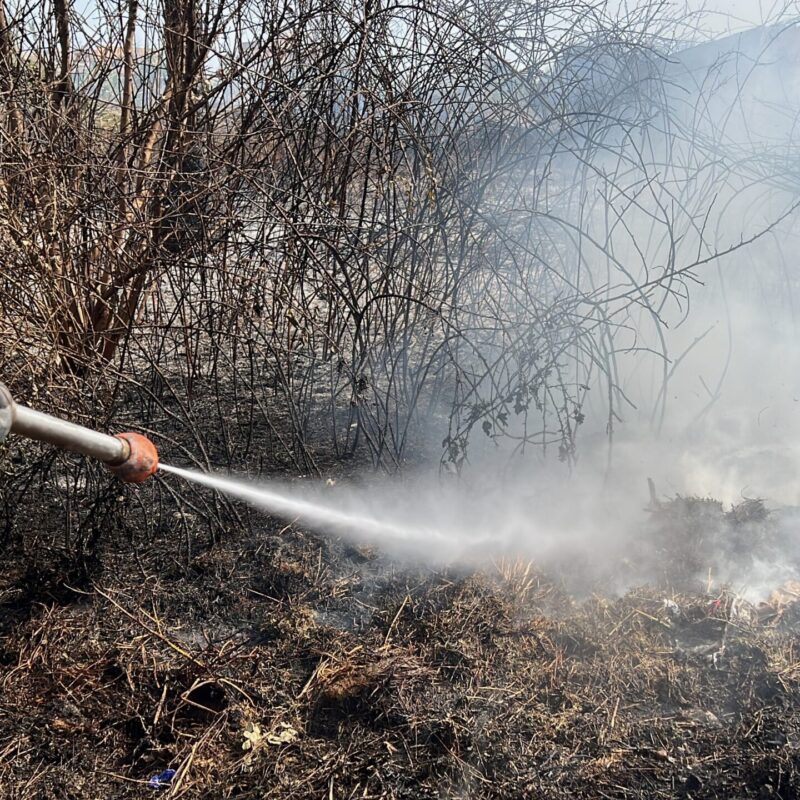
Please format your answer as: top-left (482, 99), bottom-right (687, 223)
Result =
top-left (2, 492), bottom-right (800, 798)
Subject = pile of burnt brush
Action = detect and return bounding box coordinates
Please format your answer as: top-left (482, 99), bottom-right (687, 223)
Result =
top-left (2, 498), bottom-right (800, 798)
top-left (639, 493), bottom-right (798, 594)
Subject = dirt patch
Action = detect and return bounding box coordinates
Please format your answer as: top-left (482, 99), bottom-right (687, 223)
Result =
top-left (2, 497), bottom-right (800, 798)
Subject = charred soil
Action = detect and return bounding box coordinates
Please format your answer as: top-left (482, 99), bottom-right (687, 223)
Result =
top-left (2, 494), bottom-right (800, 798)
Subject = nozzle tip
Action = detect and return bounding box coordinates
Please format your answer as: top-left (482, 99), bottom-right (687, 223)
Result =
top-left (109, 432), bottom-right (159, 483)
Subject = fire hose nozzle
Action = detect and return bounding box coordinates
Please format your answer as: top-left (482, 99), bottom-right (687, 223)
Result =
top-left (109, 432), bottom-right (159, 483)
top-left (0, 382), bottom-right (158, 483)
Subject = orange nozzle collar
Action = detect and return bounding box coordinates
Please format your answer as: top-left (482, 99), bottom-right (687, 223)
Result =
top-left (108, 432), bottom-right (159, 483)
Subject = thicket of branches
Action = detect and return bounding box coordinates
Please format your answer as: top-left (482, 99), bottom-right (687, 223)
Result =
top-left (1, 0), bottom-right (796, 548)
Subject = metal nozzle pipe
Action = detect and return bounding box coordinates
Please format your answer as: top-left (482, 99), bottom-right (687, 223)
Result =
top-left (0, 383), bottom-right (158, 483)
top-left (11, 403), bottom-right (129, 464)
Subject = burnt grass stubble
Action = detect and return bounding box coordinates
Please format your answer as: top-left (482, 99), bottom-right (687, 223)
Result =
top-left (3, 435), bottom-right (800, 797)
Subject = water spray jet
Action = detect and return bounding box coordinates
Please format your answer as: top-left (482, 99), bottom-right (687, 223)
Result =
top-left (159, 462), bottom-right (459, 550)
top-left (0, 382), bottom-right (158, 483)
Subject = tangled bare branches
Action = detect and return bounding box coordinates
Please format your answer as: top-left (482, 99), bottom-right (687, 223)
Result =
top-left (0, 0), bottom-right (796, 495)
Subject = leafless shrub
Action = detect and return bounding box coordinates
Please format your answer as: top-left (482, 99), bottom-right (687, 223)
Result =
top-left (0, 0), bottom-right (796, 548)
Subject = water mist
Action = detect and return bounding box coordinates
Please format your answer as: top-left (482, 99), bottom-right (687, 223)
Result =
top-left (158, 463), bottom-right (469, 554)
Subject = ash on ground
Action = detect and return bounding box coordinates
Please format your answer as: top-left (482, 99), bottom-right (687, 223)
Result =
top-left (3, 494), bottom-right (800, 798)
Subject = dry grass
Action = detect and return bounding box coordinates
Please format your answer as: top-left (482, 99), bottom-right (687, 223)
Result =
top-left (2, 499), bottom-right (800, 798)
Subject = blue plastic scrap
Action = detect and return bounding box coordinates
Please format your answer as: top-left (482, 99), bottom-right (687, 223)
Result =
top-left (148, 769), bottom-right (177, 789)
